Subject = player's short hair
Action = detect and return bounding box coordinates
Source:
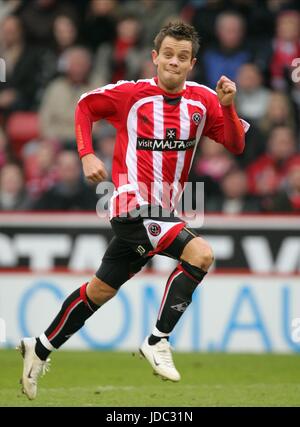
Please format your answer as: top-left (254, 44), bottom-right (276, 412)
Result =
top-left (154, 21), bottom-right (200, 58)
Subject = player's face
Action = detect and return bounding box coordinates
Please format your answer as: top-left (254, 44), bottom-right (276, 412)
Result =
top-left (152, 36), bottom-right (196, 93)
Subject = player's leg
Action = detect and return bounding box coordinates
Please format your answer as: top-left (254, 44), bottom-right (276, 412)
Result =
top-left (35, 277), bottom-right (115, 357)
top-left (153, 230), bottom-right (213, 339)
top-left (19, 236), bottom-right (150, 400)
top-left (140, 226), bottom-right (213, 381)
top-left (19, 276), bottom-right (115, 400)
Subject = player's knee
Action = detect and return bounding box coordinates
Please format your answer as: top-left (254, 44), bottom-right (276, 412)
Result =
top-left (181, 237), bottom-right (214, 271)
top-left (87, 276), bottom-right (117, 306)
top-left (199, 245), bottom-right (214, 270)
top-left (189, 250), bottom-right (213, 271)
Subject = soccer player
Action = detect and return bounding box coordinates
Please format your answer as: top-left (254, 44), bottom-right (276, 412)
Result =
top-left (19, 21), bottom-right (249, 399)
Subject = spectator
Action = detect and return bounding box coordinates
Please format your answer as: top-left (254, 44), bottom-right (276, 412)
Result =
top-left (18, 0), bottom-right (78, 47)
top-left (190, 137), bottom-right (236, 205)
top-left (34, 150), bottom-right (98, 211)
top-left (206, 167), bottom-right (261, 213)
top-left (270, 10), bottom-right (300, 91)
top-left (39, 46), bottom-right (103, 144)
top-left (0, 162), bottom-right (32, 210)
top-left (38, 14), bottom-right (81, 99)
top-left (270, 156), bottom-right (300, 212)
top-left (247, 126), bottom-right (297, 200)
top-left (235, 63), bottom-right (272, 166)
top-left (259, 91), bottom-right (297, 136)
top-left (83, 0), bottom-right (118, 52)
top-left (93, 13), bottom-right (144, 84)
top-left (185, 0), bottom-right (225, 47)
top-left (22, 139), bottom-right (60, 200)
top-left (53, 14), bottom-right (81, 71)
top-left (0, 15), bottom-right (41, 113)
top-left (236, 63), bottom-right (271, 124)
top-left (193, 137), bottom-right (236, 183)
top-left (199, 11), bottom-right (252, 88)
top-left (121, 0), bottom-right (178, 47)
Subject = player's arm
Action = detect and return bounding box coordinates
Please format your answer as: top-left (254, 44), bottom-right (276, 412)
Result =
top-left (75, 84), bottom-right (125, 183)
top-left (204, 75), bottom-right (249, 155)
top-left (75, 100), bottom-right (108, 183)
top-left (75, 82), bottom-right (134, 183)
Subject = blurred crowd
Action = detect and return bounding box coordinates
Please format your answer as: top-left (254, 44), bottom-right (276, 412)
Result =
top-left (0, 0), bottom-right (299, 213)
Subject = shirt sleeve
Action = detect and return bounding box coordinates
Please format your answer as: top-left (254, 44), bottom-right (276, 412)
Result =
top-left (203, 90), bottom-right (250, 155)
top-left (75, 81), bottom-right (134, 159)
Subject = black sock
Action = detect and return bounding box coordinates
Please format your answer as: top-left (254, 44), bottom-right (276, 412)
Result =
top-left (36, 283), bottom-right (99, 352)
top-left (35, 337), bottom-right (51, 361)
top-left (156, 263), bottom-right (206, 334)
top-left (148, 334), bottom-right (169, 345)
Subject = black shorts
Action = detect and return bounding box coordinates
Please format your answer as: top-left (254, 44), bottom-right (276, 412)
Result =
top-left (96, 205), bottom-right (199, 289)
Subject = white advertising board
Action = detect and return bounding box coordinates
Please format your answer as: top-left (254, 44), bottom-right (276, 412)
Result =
top-left (0, 273), bottom-right (300, 353)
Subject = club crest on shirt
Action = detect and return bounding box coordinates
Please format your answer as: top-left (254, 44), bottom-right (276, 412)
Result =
top-left (148, 222), bottom-right (161, 237)
top-left (192, 112), bottom-right (202, 125)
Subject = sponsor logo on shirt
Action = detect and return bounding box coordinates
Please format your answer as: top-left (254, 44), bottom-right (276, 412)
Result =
top-left (166, 128), bottom-right (176, 139)
top-left (136, 138), bottom-right (196, 151)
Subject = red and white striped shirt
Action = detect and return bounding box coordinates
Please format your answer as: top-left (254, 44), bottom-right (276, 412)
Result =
top-left (75, 77), bottom-right (249, 217)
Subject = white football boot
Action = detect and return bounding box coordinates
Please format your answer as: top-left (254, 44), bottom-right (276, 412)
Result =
top-left (18, 337), bottom-right (50, 400)
top-left (139, 336), bottom-right (181, 382)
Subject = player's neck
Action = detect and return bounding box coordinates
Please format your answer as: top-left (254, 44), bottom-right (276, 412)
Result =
top-left (156, 77), bottom-right (185, 95)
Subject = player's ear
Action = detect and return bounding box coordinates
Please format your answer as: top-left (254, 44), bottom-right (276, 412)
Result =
top-left (190, 57), bottom-right (197, 71)
top-left (152, 49), bottom-right (159, 66)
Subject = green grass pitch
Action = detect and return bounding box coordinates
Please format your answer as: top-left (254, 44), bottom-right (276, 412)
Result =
top-left (1, 349), bottom-right (300, 407)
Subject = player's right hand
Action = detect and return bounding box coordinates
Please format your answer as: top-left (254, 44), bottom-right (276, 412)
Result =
top-left (81, 153), bottom-right (108, 183)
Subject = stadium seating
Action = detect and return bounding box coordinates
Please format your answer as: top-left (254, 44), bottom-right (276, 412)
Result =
top-left (6, 112), bottom-right (40, 158)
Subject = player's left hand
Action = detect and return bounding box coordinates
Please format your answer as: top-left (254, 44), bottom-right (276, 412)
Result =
top-left (216, 75), bottom-right (237, 106)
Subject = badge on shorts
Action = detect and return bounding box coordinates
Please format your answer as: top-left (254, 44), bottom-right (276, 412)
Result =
top-left (148, 223), bottom-right (161, 236)
top-left (192, 112), bottom-right (202, 125)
